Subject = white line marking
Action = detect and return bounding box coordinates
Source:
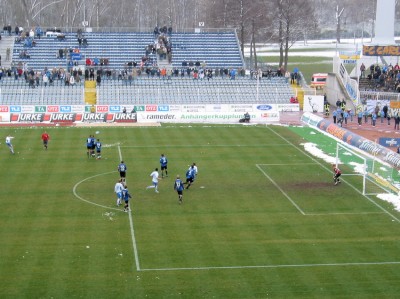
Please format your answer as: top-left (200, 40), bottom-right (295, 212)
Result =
top-left (306, 212), bottom-right (385, 216)
top-left (118, 144), bottom-right (141, 272)
top-left (121, 144), bottom-right (289, 148)
top-left (140, 261), bottom-right (400, 272)
top-left (128, 208), bottom-right (141, 271)
top-left (256, 164), bottom-right (306, 215)
top-left (72, 171), bottom-right (123, 212)
top-left (258, 163), bottom-right (317, 166)
top-left (266, 126), bottom-right (400, 223)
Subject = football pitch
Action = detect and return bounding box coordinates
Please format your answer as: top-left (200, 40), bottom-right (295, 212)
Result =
top-left (1, 124), bottom-right (400, 298)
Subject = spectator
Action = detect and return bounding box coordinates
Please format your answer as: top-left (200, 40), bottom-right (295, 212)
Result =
top-left (154, 26), bottom-right (159, 37)
top-left (395, 114), bottom-right (400, 130)
top-left (6, 47), bottom-right (10, 61)
top-left (42, 73), bottom-right (49, 86)
top-left (360, 63), bottom-right (366, 78)
top-left (371, 111), bottom-right (377, 127)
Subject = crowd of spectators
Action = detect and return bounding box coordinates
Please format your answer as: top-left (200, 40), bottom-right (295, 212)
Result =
top-left (360, 62), bottom-right (400, 93)
top-left (153, 25), bottom-right (173, 63)
top-left (0, 25), bottom-right (291, 89)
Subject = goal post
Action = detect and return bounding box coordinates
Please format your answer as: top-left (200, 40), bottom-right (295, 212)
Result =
top-left (336, 142), bottom-right (400, 196)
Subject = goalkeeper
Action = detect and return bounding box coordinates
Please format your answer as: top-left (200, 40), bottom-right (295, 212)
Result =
top-left (332, 164), bottom-right (342, 185)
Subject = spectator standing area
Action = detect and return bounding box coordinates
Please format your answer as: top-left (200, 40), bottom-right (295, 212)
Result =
top-left (0, 30), bottom-right (294, 106)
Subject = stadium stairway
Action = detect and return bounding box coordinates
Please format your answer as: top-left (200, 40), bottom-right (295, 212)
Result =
top-left (290, 83), bottom-right (304, 109)
top-left (0, 36), bottom-right (14, 69)
top-left (85, 80), bottom-right (96, 104)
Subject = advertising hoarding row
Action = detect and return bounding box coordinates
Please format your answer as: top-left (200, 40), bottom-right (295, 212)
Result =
top-left (0, 104), bottom-right (299, 124)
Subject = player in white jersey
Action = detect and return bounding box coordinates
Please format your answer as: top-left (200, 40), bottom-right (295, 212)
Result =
top-left (5, 135), bottom-right (14, 154)
top-left (146, 168), bottom-right (160, 193)
top-left (114, 179), bottom-right (124, 206)
top-left (189, 162), bottom-right (198, 180)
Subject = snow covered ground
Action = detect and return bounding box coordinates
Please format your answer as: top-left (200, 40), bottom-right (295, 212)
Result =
top-left (300, 129), bottom-right (400, 212)
top-left (244, 37), bottom-right (400, 58)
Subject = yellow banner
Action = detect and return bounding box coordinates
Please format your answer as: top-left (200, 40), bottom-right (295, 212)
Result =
top-left (339, 51), bottom-right (361, 60)
top-left (363, 45), bottom-right (400, 56)
top-left (390, 101), bottom-right (400, 109)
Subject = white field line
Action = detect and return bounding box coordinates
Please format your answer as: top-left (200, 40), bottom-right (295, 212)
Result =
top-left (306, 212), bottom-right (385, 216)
top-left (266, 126), bottom-right (400, 223)
top-left (256, 164), bottom-right (385, 216)
top-left (120, 144), bottom-right (289, 148)
top-left (256, 164), bottom-right (306, 215)
top-left (72, 171), bottom-right (122, 212)
top-left (118, 144), bottom-right (141, 272)
top-left (258, 163), bottom-right (316, 166)
top-left (140, 261), bottom-right (400, 272)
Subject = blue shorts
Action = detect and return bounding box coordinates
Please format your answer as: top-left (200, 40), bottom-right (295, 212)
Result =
top-left (116, 192), bottom-right (122, 199)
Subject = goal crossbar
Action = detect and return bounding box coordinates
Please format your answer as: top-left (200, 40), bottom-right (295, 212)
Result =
top-left (336, 142), bottom-right (400, 196)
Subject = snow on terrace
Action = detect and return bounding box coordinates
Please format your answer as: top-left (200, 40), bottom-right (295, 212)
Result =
top-left (301, 130), bottom-right (400, 212)
top-left (244, 37), bottom-right (400, 58)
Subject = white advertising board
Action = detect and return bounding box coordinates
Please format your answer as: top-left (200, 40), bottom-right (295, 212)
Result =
top-left (303, 95), bottom-right (324, 113)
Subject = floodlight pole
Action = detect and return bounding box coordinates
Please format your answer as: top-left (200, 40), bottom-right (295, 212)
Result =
top-left (256, 71), bottom-right (259, 103)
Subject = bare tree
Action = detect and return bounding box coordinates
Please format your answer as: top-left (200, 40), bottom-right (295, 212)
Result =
top-left (20, 0), bottom-right (64, 28)
top-left (269, 0), bottom-right (315, 71)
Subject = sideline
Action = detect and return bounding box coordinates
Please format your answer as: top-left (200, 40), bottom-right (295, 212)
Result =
top-left (117, 144), bottom-right (141, 272)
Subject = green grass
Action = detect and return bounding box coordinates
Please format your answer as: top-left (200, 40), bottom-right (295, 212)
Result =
top-left (1, 124), bottom-right (400, 298)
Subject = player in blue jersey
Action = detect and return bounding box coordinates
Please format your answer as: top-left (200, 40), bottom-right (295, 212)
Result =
top-left (95, 139), bottom-right (102, 159)
top-left (174, 175), bottom-right (184, 204)
top-left (184, 165), bottom-right (195, 189)
top-left (118, 161), bottom-right (127, 183)
top-left (160, 153), bottom-right (168, 178)
top-left (86, 135), bottom-right (94, 158)
top-left (122, 186), bottom-right (132, 212)
top-left (188, 162), bottom-right (198, 181)
top-left (90, 135), bottom-right (96, 157)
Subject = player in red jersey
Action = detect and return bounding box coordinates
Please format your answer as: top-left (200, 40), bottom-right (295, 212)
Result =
top-left (41, 131), bottom-right (50, 150)
top-left (333, 164), bottom-right (342, 185)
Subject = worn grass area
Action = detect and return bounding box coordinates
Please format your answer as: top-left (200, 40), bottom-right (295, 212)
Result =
top-left (0, 124), bottom-right (400, 298)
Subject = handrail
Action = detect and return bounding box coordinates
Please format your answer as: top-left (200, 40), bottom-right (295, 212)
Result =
top-left (233, 28), bottom-right (246, 69)
top-left (360, 90), bottom-right (400, 102)
top-left (333, 56), bottom-right (360, 106)
top-left (46, 27), bottom-right (237, 34)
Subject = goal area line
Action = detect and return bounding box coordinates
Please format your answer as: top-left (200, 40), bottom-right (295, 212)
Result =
top-left (256, 163), bottom-right (385, 216)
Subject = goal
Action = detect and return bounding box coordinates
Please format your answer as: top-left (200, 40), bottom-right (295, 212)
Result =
top-left (336, 142), bottom-right (400, 196)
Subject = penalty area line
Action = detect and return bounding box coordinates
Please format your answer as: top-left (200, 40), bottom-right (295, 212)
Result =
top-left (256, 164), bottom-right (306, 215)
top-left (140, 261), bottom-right (400, 272)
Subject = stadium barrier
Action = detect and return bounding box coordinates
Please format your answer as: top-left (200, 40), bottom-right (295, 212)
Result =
top-left (0, 103), bottom-right (299, 124)
top-left (301, 112), bottom-right (400, 169)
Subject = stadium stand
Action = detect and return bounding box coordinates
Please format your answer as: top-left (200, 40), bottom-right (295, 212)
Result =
top-left (0, 30), bottom-right (294, 105)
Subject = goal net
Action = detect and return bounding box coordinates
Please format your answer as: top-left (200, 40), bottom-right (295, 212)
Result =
top-left (336, 142), bottom-right (400, 196)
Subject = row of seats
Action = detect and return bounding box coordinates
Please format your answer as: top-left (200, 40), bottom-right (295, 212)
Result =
top-left (12, 31), bottom-right (244, 71)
